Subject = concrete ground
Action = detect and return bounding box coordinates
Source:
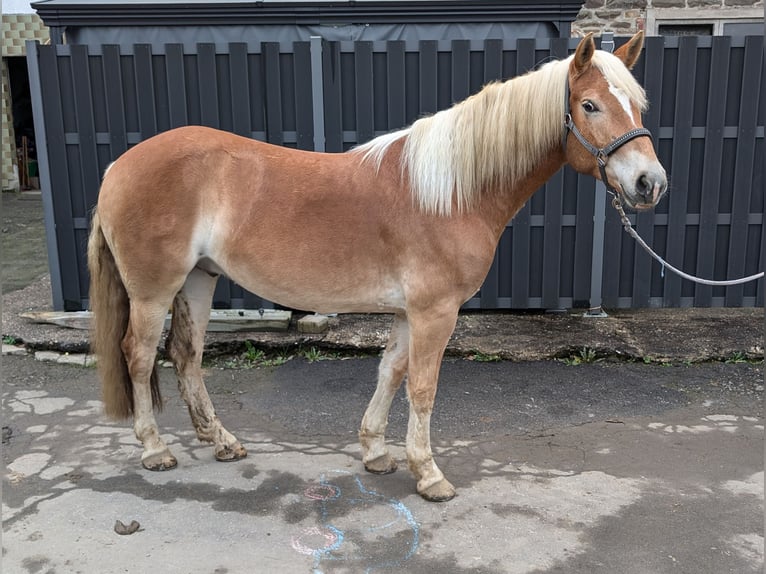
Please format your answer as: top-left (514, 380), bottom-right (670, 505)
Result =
top-left (2, 190), bottom-right (764, 573)
top-left (2, 354), bottom-right (763, 574)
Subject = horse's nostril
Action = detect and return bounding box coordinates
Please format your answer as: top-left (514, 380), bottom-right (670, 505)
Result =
top-left (636, 174), bottom-right (652, 197)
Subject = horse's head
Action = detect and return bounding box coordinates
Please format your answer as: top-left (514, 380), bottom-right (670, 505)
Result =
top-left (564, 32), bottom-right (667, 211)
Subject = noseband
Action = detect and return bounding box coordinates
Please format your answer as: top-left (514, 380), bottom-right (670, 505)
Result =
top-left (562, 81), bottom-right (653, 196)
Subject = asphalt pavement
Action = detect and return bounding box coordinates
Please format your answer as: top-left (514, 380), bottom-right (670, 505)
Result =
top-left (2, 190), bottom-right (764, 573)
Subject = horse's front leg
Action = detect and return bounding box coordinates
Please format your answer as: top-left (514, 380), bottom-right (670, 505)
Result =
top-left (405, 306), bottom-right (459, 502)
top-left (360, 313), bottom-right (409, 474)
top-left (167, 269), bottom-right (247, 462)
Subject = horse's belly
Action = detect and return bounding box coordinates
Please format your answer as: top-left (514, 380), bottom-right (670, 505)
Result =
top-left (218, 260), bottom-right (406, 314)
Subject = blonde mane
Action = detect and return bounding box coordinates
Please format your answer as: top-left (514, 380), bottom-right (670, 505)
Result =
top-left (355, 49), bottom-right (647, 216)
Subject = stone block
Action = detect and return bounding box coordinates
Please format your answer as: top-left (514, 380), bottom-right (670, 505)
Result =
top-left (297, 314), bottom-right (330, 334)
top-left (2, 344), bottom-right (27, 356)
top-left (606, 0), bottom-right (647, 8)
top-left (651, 0), bottom-right (688, 7)
top-left (34, 351), bottom-right (61, 362)
top-left (57, 353), bottom-right (96, 367)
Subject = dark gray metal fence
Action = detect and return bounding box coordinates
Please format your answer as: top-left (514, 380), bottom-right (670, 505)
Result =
top-left (27, 35), bottom-right (764, 312)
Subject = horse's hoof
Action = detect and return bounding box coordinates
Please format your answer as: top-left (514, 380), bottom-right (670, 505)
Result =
top-left (215, 443), bottom-right (247, 462)
top-left (142, 451), bottom-right (177, 472)
top-left (364, 454), bottom-right (398, 475)
top-left (418, 479), bottom-right (456, 502)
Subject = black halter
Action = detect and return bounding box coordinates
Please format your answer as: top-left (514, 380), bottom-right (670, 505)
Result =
top-left (562, 80), bottom-right (653, 196)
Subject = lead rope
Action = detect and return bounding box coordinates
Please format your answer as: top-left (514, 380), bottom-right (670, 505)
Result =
top-left (610, 195), bottom-right (764, 286)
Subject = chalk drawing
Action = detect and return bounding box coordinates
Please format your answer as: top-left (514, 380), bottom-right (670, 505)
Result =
top-left (291, 525), bottom-right (343, 556)
top-left (290, 470), bottom-right (419, 573)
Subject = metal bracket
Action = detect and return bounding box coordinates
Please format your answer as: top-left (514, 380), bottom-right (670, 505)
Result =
top-left (583, 307), bottom-right (609, 318)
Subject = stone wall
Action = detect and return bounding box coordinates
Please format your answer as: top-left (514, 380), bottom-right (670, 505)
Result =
top-left (574, 0), bottom-right (764, 36)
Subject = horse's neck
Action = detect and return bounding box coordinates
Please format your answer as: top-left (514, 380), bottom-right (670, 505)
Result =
top-left (478, 150), bottom-right (567, 241)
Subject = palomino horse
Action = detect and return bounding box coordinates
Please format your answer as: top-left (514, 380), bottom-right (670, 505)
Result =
top-left (89, 32), bottom-right (666, 501)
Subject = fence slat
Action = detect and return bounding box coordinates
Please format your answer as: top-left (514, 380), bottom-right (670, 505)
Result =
top-left (354, 41), bottom-right (374, 145)
top-left (419, 40), bottom-right (438, 114)
top-left (229, 43), bottom-right (251, 138)
top-left (483, 39), bottom-right (502, 82)
top-left (573, 174), bottom-right (595, 306)
top-left (632, 36), bottom-right (664, 307)
top-left (664, 36), bottom-right (698, 307)
top-left (540, 39), bottom-right (569, 309)
top-left (451, 40), bottom-right (470, 103)
top-left (134, 44), bottom-right (157, 138)
top-left (478, 40), bottom-right (504, 309)
top-left (294, 42), bottom-right (314, 150)
top-left (70, 45), bottom-right (100, 214)
top-left (510, 39), bottom-right (536, 308)
top-left (197, 43), bottom-right (219, 129)
top-left (263, 42), bottom-right (284, 145)
top-left (102, 45), bottom-right (128, 157)
top-left (322, 41), bottom-right (343, 152)
top-left (695, 36), bottom-right (730, 306)
top-left (386, 41), bottom-right (406, 130)
top-left (40, 45), bottom-right (81, 309)
top-left (165, 44), bottom-right (188, 129)
top-left (726, 36), bottom-right (762, 306)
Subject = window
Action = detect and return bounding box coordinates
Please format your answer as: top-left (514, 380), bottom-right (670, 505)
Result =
top-left (646, 8), bottom-right (763, 36)
top-left (657, 23), bottom-right (713, 36)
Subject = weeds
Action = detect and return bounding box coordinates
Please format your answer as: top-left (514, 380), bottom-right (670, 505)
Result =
top-left (213, 342), bottom-right (351, 369)
top-left (2, 335), bottom-right (18, 345)
top-left (468, 351), bottom-right (502, 362)
top-left (219, 341), bottom-right (292, 368)
top-left (299, 346), bottom-right (343, 363)
top-left (242, 340), bottom-right (265, 364)
top-left (725, 352), bottom-right (751, 364)
top-left (560, 347), bottom-right (600, 366)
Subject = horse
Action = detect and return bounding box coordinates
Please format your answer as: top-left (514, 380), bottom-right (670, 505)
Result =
top-left (88, 32), bottom-right (666, 502)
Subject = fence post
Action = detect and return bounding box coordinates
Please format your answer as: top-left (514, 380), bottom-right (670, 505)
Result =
top-left (310, 36), bottom-right (325, 152)
top-left (584, 32), bottom-right (613, 318)
top-left (26, 40), bottom-right (64, 311)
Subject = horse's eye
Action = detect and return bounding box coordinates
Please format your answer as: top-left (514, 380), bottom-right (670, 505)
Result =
top-left (582, 100), bottom-right (599, 113)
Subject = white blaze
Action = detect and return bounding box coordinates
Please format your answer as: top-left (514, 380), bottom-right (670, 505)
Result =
top-left (608, 80), bottom-right (635, 126)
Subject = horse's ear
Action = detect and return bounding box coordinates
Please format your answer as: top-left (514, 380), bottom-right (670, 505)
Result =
top-left (573, 33), bottom-right (596, 76)
top-left (614, 31), bottom-right (644, 70)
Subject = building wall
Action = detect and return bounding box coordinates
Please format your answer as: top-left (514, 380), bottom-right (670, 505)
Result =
top-left (1, 12), bottom-right (49, 191)
top-left (1, 57), bottom-right (16, 190)
top-left (574, 0), bottom-right (764, 36)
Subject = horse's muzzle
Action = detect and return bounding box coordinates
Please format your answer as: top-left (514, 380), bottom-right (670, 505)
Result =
top-left (624, 168), bottom-right (667, 211)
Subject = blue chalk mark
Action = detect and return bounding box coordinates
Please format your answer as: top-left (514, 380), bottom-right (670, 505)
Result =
top-left (352, 475), bottom-right (420, 564)
top-left (301, 470), bottom-right (420, 573)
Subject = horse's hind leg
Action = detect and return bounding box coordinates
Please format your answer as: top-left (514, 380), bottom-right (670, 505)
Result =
top-left (123, 298), bottom-right (178, 471)
top-left (167, 268), bottom-right (247, 462)
top-left (360, 313), bottom-right (409, 474)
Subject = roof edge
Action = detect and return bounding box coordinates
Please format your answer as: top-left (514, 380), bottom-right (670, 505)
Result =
top-left (32, 1), bottom-right (585, 28)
